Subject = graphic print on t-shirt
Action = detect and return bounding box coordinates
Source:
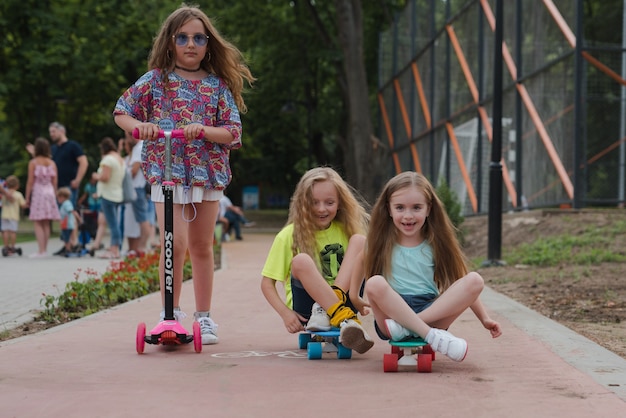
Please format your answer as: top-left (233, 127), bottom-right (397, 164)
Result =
top-left (320, 243), bottom-right (344, 282)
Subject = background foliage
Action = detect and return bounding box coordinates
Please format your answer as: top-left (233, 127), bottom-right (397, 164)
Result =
top-left (0, 0), bottom-right (406, 204)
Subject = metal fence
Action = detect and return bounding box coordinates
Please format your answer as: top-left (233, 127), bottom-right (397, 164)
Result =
top-left (377, 0), bottom-right (626, 215)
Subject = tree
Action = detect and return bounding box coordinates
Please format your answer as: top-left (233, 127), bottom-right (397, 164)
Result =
top-left (0, 0), bottom-right (404, 205)
top-left (332, 0), bottom-right (389, 203)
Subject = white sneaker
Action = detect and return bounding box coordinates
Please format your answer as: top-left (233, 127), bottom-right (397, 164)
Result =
top-left (339, 319), bottom-right (374, 354)
top-left (384, 318), bottom-right (417, 341)
top-left (305, 303), bottom-right (331, 331)
top-left (159, 308), bottom-right (186, 322)
top-left (196, 315), bottom-right (219, 345)
top-left (426, 328), bottom-right (468, 362)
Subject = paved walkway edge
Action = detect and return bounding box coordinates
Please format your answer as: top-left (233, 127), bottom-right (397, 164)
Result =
top-left (482, 286), bottom-right (626, 401)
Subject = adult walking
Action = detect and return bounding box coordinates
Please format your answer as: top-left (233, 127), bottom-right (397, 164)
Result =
top-left (92, 137), bottom-right (125, 259)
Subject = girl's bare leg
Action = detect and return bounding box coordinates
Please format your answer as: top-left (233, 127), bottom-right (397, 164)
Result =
top-left (417, 272), bottom-right (484, 329)
top-left (366, 275), bottom-right (432, 338)
top-left (291, 234), bottom-right (365, 311)
top-left (90, 213), bottom-right (107, 250)
top-left (33, 220), bottom-right (49, 253)
top-left (185, 201), bottom-right (219, 312)
top-left (366, 272), bottom-right (484, 338)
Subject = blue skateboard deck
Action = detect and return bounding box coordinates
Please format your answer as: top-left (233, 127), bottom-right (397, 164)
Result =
top-left (384, 337), bottom-right (435, 372)
top-left (298, 328), bottom-right (352, 360)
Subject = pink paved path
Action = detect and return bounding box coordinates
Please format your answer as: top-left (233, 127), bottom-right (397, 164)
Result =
top-left (1, 233), bottom-right (624, 417)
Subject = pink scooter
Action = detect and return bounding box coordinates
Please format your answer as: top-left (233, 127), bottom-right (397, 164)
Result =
top-left (134, 128), bottom-right (202, 354)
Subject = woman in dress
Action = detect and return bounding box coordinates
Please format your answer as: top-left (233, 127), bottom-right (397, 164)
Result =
top-left (25, 137), bottom-right (61, 258)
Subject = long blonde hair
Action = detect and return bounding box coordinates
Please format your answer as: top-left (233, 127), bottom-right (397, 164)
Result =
top-left (365, 171), bottom-right (467, 292)
top-left (287, 167), bottom-right (369, 262)
top-left (148, 3), bottom-right (255, 112)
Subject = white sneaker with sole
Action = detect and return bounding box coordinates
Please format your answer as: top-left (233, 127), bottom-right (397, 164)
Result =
top-left (196, 315), bottom-right (219, 345)
top-left (339, 319), bottom-right (374, 354)
top-left (384, 318), bottom-right (417, 341)
top-left (159, 308), bottom-right (186, 322)
top-left (425, 328), bottom-right (468, 362)
top-left (305, 303), bottom-right (331, 331)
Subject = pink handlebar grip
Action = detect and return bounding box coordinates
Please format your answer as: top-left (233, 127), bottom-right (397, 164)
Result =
top-left (132, 128), bottom-right (203, 140)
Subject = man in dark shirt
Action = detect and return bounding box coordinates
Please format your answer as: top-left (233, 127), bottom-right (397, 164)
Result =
top-left (48, 122), bottom-right (88, 206)
top-left (49, 122), bottom-right (89, 255)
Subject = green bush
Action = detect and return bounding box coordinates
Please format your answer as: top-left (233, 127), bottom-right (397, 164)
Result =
top-left (38, 251), bottom-right (193, 324)
top-left (436, 178), bottom-right (465, 240)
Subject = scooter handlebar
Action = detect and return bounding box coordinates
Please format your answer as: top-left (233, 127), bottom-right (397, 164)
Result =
top-left (132, 128), bottom-right (203, 140)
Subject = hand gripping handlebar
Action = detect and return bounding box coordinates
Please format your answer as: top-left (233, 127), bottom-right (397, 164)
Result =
top-left (131, 128), bottom-right (203, 140)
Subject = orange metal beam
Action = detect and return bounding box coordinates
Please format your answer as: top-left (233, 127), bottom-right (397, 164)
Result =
top-left (542, 0), bottom-right (576, 47)
top-left (377, 92), bottom-right (402, 174)
top-left (446, 122), bottom-right (478, 213)
top-left (543, 0), bottom-right (626, 86)
top-left (411, 63), bottom-right (432, 128)
top-left (446, 26), bottom-right (480, 103)
top-left (393, 79), bottom-right (413, 140)
top-left (587, 136), bottom-right (626, 165)
top-left (582, 52), bottom-right (626, 86)
top-left (480, 0), bottom-right (574, 199)
top-left (446, 24), bottom-right (518, 206)
top-left (528, 136), bottom-right (626, 203)
top-left (393, 79), bottom-right (423, 172)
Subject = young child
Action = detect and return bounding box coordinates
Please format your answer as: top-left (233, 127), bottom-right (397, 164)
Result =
top-left (56, 187), bottom-right (81, 255)
top-left (261, 167), bottom-right (374, 354)
top-left (0, 176), bottom-right (27, 255)
top-left (350, 171), bottom-right (502, 361)
top-left (113, 4), bottom-right (254, 344)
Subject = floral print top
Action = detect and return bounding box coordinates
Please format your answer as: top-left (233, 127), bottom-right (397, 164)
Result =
top-left (113, 69), bottom-right (242, 190)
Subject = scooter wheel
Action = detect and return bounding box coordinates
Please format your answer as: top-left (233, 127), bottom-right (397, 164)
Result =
top-left (193, 321), bottom-right (202, 353)
top-left (136, 322), bottom-right (146, 354)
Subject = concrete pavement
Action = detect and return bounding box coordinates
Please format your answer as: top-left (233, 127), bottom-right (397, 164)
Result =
top-left (0, 240), bottom-right (115, 331)
top-left (0, 233), bottom-right (625, 417)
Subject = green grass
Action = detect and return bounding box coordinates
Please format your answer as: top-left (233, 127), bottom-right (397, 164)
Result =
top-left (504, 220), bottom-right (626, 267)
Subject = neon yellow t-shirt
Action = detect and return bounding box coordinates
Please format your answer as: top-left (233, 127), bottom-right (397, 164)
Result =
top-left (261, 221), bottom-right (349, 308)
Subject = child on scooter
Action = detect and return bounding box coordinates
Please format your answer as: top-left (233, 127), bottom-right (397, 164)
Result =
top-left (113, 4), bottom-right (254, 344)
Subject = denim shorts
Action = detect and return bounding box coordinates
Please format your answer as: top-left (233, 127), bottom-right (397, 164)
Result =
top-left (374, 293), bottom-right (438, 340)
top-left (60, 229), bottom-right (72, 243)
top-left (131, 187), bottom-right (149, 223)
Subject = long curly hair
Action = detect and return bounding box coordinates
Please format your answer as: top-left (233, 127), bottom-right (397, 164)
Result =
top-left (147, 3), bottom-right (255, 112)
top-left (287, 167), bottom-right (369, 263)
top-left (364, 171), bottom-right (468, 292)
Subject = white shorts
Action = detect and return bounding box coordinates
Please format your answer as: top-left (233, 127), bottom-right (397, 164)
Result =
top-left (1, 219), bottom-right (18, 232)
top-left (151, 185), bottom-right (223, 204)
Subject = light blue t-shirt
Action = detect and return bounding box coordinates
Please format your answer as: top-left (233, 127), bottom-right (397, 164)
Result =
top-left (389, 242), bottom-right (439, 296)
top-left (59, 200), bottom-right (76, 231)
